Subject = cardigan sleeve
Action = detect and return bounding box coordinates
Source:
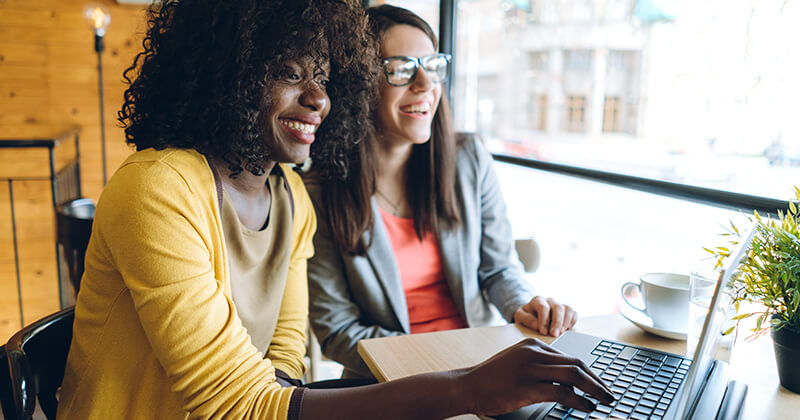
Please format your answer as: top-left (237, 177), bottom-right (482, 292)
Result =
top-left (267, 168), bottom-right (316, 379)
top-left (98, 159), bottom-right (295, 419)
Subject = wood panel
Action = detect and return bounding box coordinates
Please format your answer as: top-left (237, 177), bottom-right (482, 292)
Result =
top-left (13, 180), bottom-right (60, 325)
top-left (0, 0), bottom-right (147, 335)
top-left (0, 147), bottom-right (51, 178)
top-left (0, 182), bottom-right (22, 342)
top-left (54, 135), bottom-right (77, 172)
top-left (0, 0), bottom-right (147, 198)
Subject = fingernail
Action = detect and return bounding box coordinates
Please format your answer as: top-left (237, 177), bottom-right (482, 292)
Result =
top-left (605, 392), bottom-right (616, 403)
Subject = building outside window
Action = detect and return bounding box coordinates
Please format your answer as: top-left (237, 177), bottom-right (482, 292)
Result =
top-left (566, 95), bottom-right (586, 132)
top-left (453, 0), bottom-right (800, 201)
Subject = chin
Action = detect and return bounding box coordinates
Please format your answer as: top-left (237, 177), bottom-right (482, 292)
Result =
top-left (286, 152), bottom-right (310, 165)
top-left (411, 133), bottom-right (432, 144)
top-left (272, 147), bottom-right (310, 165)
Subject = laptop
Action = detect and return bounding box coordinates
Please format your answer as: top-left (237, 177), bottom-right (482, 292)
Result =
top-left (500, 226), bottom-right (755, 420)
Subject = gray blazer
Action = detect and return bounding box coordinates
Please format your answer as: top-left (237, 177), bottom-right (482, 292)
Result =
top-left (306, 134), bottom-right (535, 377)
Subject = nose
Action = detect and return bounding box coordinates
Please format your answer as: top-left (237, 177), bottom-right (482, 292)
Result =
top-left (410, 67), bottom-right (434, 92)
top-left (300, 81), bottom-right (330, 113)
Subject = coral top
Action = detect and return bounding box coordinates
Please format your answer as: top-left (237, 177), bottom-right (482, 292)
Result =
top-left (379, 208), bottom-right (467, 333)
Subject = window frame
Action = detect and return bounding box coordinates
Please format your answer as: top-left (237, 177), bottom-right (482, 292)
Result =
top-left (436, 0), bottom-right (794, 217)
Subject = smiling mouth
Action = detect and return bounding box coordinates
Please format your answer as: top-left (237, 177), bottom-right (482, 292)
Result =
top-left (400, 103), bottom-right (431, 114)
top-left (280, 119), bottom-right (317, 134)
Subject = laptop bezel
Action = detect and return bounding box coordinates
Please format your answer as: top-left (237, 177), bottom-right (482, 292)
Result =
top-left (671, 225), bottom-right (757, 418)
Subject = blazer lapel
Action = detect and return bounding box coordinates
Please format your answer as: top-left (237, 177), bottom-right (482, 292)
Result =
top-left (365, 198), bottom-right (411, 333)
top-left (438, 227), bottom-right (468, 325)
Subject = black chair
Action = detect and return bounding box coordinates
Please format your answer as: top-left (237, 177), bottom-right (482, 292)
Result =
top-left (1, 345), bottom-right (18, 419)
top-left (6, 306), bottom-right (75, 420)
top-left (56, 199), bottom-right (95, 295)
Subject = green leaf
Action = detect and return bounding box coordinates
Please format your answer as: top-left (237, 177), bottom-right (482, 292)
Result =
top-left (722, 326), bottom-right (735, 336)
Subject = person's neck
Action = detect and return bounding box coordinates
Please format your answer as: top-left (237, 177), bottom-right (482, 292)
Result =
top-left (209, 158), bottom-right (275, 197)
top-left (375, 135), bottom-right (412, 187)
top-left (373, 134), bottom-right (414, 217)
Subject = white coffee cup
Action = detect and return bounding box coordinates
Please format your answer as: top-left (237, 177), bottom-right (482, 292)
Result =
top-left (621, 273), bottom-right (690, 332)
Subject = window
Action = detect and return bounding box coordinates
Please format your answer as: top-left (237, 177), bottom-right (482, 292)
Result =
top-left (566, 95), bottom-right (585, 132)
top-left (603, 96), bottom-right (620, 132)
top-left (565, 50), bottom-right (593, 72)
top-left (453, 0), bottom-right (800, 201)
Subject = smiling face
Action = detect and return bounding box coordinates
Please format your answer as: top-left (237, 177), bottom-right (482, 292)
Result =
top-left (377, 24), bottom-right (442, 147)
top-left (261, 56), bottom-right (331, 164)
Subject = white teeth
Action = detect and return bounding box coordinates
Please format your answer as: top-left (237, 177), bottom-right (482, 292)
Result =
top-left (281, 119), bottom-right (316, 134)
top-left (401, 103), bottom-right (431, 113)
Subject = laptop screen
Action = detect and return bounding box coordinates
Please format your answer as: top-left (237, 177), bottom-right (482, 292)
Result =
top-left (672, 225), bottom-right (757, 417)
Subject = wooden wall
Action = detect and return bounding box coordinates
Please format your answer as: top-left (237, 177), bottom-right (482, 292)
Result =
top-left (0, 0), bottom-right (148, 341)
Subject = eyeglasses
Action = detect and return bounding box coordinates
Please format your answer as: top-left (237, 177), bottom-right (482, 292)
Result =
top-left (381, 53), bottom-right (451, 87)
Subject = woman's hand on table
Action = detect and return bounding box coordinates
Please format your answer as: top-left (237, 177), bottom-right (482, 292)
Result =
top-left (514, 296), bottom-right (577, 337)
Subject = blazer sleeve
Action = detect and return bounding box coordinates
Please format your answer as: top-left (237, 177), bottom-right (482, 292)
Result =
top-left (266, 170), bottom-right (316, 379)
top-left (98, 160), bottom-right (295, 418)
top-left (470, 137), bottom-right (536, 321)
top-left (305, 183), bottom-right (404, 377)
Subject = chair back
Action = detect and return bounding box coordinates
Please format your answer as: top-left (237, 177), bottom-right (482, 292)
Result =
top-left (56, 199), bottom-right (95, 294)
top-left (1, 345), bottom-right (18, 419)
top-left (6, 306), bottom-right (75, 420)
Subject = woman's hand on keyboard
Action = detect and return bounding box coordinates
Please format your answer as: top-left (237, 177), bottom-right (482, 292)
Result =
top-left (457, 337), bottom-right (616, 417)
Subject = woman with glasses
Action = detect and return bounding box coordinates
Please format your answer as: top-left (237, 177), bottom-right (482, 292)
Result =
top-left (307, 4), bottom-right (581, 380)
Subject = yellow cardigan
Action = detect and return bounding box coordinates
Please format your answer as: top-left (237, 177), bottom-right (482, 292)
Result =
top-left (57, 148), bottom-right (316, 419)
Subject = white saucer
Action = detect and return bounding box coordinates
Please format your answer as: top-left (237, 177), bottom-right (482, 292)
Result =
top-left (619, 301), bottom-right (687, 341)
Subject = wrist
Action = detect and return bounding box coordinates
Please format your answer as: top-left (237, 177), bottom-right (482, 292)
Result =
top-left (450, 367), bottom-right (477, 415)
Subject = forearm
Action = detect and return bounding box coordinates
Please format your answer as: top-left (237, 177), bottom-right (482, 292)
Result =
top-left (299, 369), bottom-right (469, 420)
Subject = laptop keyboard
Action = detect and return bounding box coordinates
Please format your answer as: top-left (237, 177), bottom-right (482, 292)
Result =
top-left (542, 340), bottom-right (691, 420)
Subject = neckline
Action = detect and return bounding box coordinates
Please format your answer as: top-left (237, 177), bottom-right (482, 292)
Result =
top-left (222, 176), bottom-right (276, 233)
top-left (378, 205), bottom-right (413, 222)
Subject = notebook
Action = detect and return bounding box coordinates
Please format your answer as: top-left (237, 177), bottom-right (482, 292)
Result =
top-left (500, 226), bottom-right (755, 420)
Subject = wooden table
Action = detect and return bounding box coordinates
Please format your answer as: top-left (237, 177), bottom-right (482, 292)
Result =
top-left (358, 313), bottom-right (800, 419)
top-left (0, 124), bottom-right (82, 340)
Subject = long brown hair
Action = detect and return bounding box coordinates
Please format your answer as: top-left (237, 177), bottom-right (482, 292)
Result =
top-left (319, 4), bottom-right (462, 255)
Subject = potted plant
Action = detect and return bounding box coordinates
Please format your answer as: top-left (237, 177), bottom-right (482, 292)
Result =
top-left (706, 188), bottom-right (800, 393)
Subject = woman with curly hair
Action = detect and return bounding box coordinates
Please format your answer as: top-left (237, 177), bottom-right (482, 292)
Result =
top-left (58, 1), bottom-right (612, 418)
top-left (58, 0), bottom-right (378, 418)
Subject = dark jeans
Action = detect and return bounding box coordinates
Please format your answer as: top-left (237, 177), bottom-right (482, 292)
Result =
top-left (275, 368), bottom-right (377, 389)
top-left (304, 377), bottom-right (378, 389)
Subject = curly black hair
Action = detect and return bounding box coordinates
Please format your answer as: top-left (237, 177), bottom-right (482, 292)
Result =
top-left (118, 0), bottom-right (378, 177)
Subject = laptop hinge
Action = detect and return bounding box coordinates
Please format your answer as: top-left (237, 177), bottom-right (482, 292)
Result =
top-left (687, 360), bottom-right (730, 420)
top-left (715, 380), bottom-right (748, 420)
